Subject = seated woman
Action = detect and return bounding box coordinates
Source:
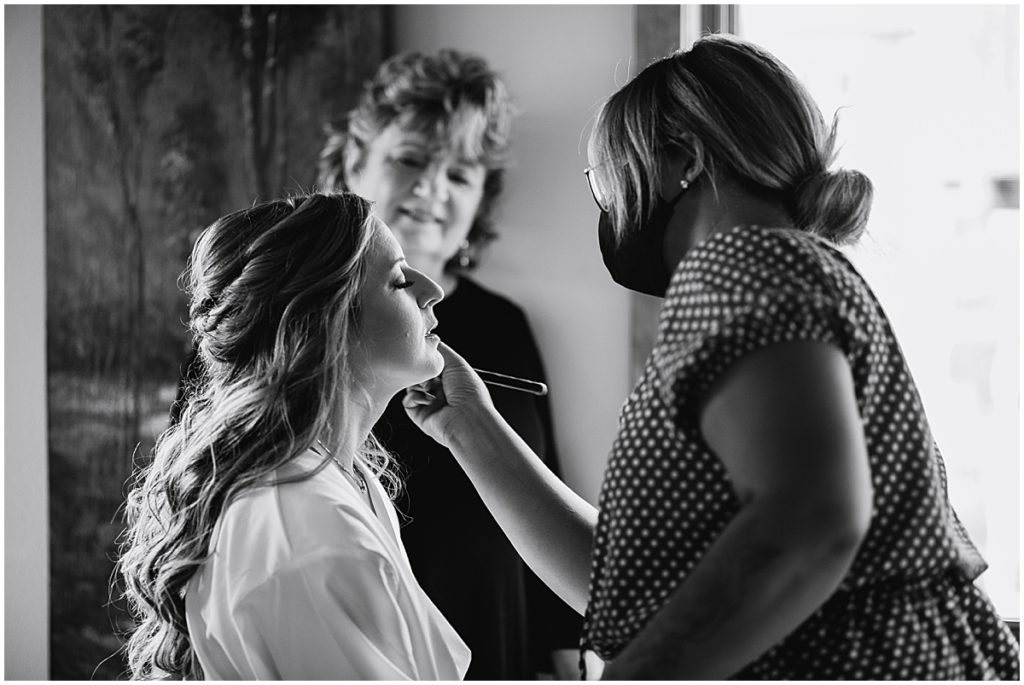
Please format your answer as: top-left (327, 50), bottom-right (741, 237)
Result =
top-left (117, 192), bottom-right (468, 679)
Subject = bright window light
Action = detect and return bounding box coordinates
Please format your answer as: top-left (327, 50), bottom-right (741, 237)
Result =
top-left (742, 4), bottom-right (1020, 619)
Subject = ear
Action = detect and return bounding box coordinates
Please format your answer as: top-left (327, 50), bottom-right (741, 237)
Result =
top-left (678, 133), bottom-right (706, 185)
top-left (660, 134), bottom-right (706, 197)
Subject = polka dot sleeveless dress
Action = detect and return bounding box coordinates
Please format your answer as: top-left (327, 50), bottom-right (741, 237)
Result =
top-left (581, 225), bottom-right (1019, 679)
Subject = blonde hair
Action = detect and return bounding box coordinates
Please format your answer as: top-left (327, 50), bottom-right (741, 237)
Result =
top-left (117, 192), bottom-right (399, 679)
top-left (591, 33), bottom-right (872, 245)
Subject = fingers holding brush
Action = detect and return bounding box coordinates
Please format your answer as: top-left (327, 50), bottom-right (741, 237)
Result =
top-left (403, 378), bottom-right (441, 409)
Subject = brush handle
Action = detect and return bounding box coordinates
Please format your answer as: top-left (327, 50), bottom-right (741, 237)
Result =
top-left (473, 368), bottom-right (549, 396)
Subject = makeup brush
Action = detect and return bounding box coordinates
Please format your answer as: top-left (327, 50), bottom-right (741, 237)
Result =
top-left (473, 368), bottom-right (548, 396)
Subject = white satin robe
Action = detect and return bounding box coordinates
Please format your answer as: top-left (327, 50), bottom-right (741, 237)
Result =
top-left (185, 450), bottom-right (470, 680)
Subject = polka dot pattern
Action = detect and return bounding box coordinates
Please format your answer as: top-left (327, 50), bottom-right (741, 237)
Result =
top-left (581, 225), bottom-right (1019, 678)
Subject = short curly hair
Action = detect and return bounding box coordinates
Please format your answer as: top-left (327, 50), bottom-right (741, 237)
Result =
top-left (318, 49), bottom-right (516, 272)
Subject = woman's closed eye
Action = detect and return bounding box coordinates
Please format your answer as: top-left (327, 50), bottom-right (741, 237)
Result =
top-left (394, 278), bottom-right (416, 290)
top-left (391, 154), bottom-right (427, 171)
top-left (448, 169), bottom-right (471, 186)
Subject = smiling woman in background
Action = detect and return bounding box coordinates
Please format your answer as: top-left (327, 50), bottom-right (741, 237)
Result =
top-left (118, 192), bottom-right (470, 679)
top-left (318, 49), bottom-right (581, 680)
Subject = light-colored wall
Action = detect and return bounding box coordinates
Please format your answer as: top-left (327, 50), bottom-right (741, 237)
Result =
top-left (395, 5), bottom-right (635, 503)
top-left (5, 4), bottom-right (50, 679)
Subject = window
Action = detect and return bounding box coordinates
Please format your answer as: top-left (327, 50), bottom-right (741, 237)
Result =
top-left (741, 4), bottom-right (1020, 618)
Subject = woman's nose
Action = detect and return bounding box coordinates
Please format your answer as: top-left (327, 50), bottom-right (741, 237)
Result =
top-left (411, 163), bottom-right (450, 202)
top-left (417, 274), bottom-right (445, 308)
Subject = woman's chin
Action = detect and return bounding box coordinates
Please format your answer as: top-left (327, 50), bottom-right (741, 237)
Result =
top-left (426, 348), bottom-right (445, 377)
top-left (390, 346), bottom-right (445, 392)
top-left (402, 352), bottom-right (444, 388)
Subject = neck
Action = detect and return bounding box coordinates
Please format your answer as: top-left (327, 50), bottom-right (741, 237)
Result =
top-left (319, 390), bottom-right (388, 471)
top-left (663, 180), bottom-right (794, 274)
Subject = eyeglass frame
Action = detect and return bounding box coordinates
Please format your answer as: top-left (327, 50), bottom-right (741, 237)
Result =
top-left (583, 165), bottom-right (611, 213)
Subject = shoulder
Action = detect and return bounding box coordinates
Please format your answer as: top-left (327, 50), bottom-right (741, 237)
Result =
top-left (652, 226), bottom-right (876, 409)
top-left (661, 224), bottom-right (881, 331)
top-left (673, 225), bottom-right (846, 297)
top-left (212, 458), bottom-right (390, 583)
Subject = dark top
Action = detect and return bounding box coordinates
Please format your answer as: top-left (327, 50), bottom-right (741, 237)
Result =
top-left (582, 225), bottom-right (1019, 678)
top-left (376, 276), bottom-right (582, 680)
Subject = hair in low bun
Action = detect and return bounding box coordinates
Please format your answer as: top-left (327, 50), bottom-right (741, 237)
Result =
top-left (589, 34), bottom-right (877, 246)
top-left (791, 167), bottom-right (873, 245)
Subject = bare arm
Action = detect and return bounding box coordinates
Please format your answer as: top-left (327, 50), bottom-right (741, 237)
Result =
top-left (603, 340), bottom-right (873, 680)
top-left (404, 342), bottom-right (597, 614)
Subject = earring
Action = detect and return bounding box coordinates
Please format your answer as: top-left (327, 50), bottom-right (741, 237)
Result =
top-left (456, 240), bottom-right (472, 269)
top-left (679, 179), bottom-right (690, 190)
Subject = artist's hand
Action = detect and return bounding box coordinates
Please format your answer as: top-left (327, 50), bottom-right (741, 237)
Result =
top-left (403, 341), bottom-right (494, 448)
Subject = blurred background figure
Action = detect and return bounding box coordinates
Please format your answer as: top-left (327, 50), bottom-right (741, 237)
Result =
top-left (317, 49), bottom-right (581, 679)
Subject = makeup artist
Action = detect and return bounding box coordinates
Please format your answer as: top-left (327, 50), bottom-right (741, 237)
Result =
top-left (403, 34), bottom-right (1020, 679)
top-left (317, 49), bottom-right (581, 680)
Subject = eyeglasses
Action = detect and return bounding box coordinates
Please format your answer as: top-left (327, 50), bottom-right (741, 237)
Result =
top-left (583, 165), bottom-right (611, 213)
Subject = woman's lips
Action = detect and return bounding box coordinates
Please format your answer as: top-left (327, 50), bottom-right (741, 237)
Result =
top-left (400, 207), bottom-right (441, 224)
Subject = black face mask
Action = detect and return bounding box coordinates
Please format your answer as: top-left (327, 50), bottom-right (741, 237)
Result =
top-left (598, 188), bottom-right (686, 297)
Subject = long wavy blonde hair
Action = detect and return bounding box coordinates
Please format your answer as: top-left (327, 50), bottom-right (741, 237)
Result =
top-left (116, 192), bottom-right (399, 679)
